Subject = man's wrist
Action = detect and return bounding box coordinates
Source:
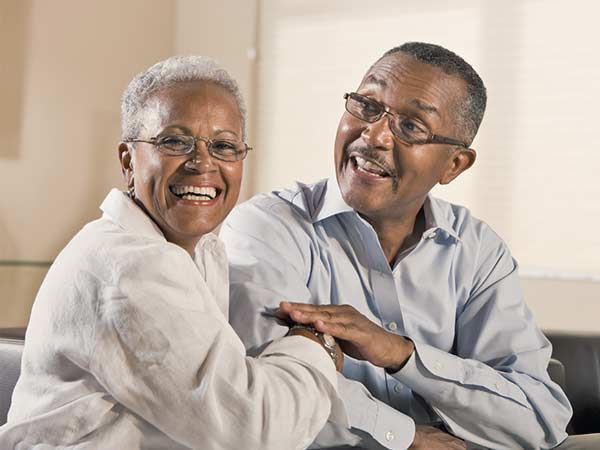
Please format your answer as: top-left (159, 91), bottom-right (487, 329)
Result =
top-left (385, 335), bottom-right (415, 374)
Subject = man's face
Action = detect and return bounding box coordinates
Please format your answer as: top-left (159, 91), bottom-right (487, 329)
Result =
top-left (120, 80), bottom-right (243, 251)
top-left (334, 53), bottom-right (474, 221)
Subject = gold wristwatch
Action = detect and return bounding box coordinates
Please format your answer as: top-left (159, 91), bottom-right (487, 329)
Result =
top-left (290, 324), bottom-right (339, 365)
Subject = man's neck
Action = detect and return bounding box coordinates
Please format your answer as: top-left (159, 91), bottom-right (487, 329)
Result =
top-left (364, 204), bottom-right (426, 267)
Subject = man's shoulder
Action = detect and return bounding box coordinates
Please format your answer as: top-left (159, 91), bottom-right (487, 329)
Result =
top-left (429, 195), bottom-right (504, 247)
top-left (229, 179), bottom-right (328, 226)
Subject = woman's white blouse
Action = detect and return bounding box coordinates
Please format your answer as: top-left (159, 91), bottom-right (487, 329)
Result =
top-left (0, 189), bottom-right (346, 450)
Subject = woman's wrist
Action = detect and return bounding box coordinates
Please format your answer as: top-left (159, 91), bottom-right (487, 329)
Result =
top-left (287, 325), bottom-right (343, 372)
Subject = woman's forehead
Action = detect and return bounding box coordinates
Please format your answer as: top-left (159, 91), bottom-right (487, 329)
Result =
top-left (142, 81), bottom-right (242, 134)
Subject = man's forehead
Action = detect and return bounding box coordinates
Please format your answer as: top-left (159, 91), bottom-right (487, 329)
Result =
top-left (359, 53), bottom-right (464, 115)
top-left (361, 53), bottom-right (448, 89)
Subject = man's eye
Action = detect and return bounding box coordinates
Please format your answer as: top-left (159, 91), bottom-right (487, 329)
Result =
top-left (358, 99), bottom-right (381, 116)
top-left (399, 119), bottom-right (428, 137)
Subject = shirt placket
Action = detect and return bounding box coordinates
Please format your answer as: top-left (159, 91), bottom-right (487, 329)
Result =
top-left (354, 216), bottom-right (411, 409)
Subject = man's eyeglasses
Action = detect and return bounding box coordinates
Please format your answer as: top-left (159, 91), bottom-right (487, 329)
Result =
top-left (124, 134), bottom-right (252, 162)
top-left (343, 92), bottom-right (469, 148)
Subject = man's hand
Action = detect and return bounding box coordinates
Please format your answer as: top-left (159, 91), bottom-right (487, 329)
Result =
top-left (410, 426), bottom-right (466, 449)
top-left (277, 302), bottom-right (414, 372)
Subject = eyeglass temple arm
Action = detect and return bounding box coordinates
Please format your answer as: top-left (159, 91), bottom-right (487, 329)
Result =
top-left (429, 134), bottom-right (469, 148)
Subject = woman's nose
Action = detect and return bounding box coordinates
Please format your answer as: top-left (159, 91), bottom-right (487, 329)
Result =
top-left (184, 139), bottom-right (217, 172)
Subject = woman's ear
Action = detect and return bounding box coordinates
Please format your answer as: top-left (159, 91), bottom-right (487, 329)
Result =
top-left (118, 142), bottom-right (134, 188)
top-left (439, 147), bottom-right (476, 185)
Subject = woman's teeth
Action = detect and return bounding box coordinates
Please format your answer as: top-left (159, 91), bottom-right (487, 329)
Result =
top-left (171, 185), bottom-right (217, 200)
top-left (354, 156), bottom-right (389, 177)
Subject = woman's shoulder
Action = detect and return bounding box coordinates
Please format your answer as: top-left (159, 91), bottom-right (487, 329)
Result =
top-left (52, 216), bottom-right (187, 286)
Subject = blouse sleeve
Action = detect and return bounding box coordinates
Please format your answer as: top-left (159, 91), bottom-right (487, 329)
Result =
top-left (89, 240), bottom-right (347, 450)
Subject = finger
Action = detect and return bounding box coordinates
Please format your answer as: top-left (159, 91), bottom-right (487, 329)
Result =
top-left (290, 309), bottom-right (361, 329)
top-left (273, 309), bottom-right (290, 320)
top-left (314, 319), bottom-right (361, 342)
top-left (278, 301), bottom-right (295, 314)
top-left (289, 309), bottom-right (336, 325)
top-left (285, 302), bottom-right (354, 315)
top-left (289, 309), bottom-right (315, 324)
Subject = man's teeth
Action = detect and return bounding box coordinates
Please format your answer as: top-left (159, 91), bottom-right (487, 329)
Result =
top-left (172, 185), bottom-right (217, 200)
top-left (354, 156), bottom-right (388, 176)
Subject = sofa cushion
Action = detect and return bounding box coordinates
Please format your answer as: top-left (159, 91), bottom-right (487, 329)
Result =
top-left (547, 332), bottom-right (600, 435)
top-left (0, 338), bottom-right (23, 426)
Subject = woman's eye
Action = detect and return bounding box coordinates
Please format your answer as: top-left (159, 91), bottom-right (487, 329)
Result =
top-left (160, 136), bottom-right (188, 146)
top-left (212, 140), bottom-right (238, 153)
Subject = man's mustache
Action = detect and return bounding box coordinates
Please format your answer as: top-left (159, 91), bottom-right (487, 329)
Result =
top-left (345, 144), bottom-right (397, 179)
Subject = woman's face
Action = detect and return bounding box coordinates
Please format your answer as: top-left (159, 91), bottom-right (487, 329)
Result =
top-left (119, 80), bottom-right (244, 254)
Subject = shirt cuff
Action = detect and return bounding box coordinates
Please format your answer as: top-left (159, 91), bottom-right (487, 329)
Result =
top-left (391, 341), bottom-right (529, 408)
top-left (259, 335), bottom-right (350, 427)
top-left (337, 375), bottom-right (415, 449)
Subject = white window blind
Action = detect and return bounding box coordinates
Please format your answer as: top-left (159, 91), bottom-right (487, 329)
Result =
top-left (252, 0), bottom-right (600, 278)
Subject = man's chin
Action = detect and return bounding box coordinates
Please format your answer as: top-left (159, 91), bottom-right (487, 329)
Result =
top-left (339, 185), bottom-right (380, 216)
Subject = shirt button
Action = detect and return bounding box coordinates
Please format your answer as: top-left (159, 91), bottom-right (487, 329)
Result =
top-left (387, 322), bottom-right (398, 331)
top-left (385, 431), bottom-right (395, 441)
top-left (494, 382), bottom-right (501, 390)
top-left (433, 361), bottom-right (443, 371)
top-left (426, 231), bottom-right (437, 239)
top-left (394, 383), bottom-right (403, 393)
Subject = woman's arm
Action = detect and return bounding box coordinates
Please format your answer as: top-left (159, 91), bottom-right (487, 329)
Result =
top-left (88, 241), bottom-right (347, 450)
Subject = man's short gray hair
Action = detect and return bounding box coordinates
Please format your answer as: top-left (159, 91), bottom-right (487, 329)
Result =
top-left (121, 55), bottom-right (247, 141)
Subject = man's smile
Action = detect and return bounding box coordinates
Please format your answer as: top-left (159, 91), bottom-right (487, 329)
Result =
top-left (348, 151), bottom-right (393, 178)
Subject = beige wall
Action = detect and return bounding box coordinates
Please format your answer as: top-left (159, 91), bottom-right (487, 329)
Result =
top-left (0, 0), bottom-right (257, 327)
top-left (1, 0), bottom-right (597, 332)
top-left (523, 278), bottom-right (599, 333)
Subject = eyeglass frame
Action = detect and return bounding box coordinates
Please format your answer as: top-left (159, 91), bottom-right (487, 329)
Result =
top-left (123, 134), bottom-right (252, 162)
top-left (343, 92), bottom-right (470, 148)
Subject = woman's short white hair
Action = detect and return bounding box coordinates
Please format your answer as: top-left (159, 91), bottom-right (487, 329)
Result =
top-left (121, 55), bottom-right (247, 141)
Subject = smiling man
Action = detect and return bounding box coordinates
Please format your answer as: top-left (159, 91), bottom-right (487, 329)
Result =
top-left (221, 43), bottom-right (574, 449)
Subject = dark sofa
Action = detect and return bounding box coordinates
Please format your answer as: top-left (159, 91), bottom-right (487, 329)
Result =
top-left (1, 328), bottom-right (599, 440)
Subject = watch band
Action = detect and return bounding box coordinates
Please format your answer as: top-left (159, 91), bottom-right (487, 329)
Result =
top-left (289, 324), bottom-right (339, 365)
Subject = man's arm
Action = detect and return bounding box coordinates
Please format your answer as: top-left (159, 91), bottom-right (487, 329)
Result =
top-left (280, 232), bottom-right (572, 449)
top-left (221, 200), bottom-right (417, 450)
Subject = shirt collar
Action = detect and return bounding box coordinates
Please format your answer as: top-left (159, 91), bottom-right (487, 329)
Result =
top-left (422, 195), bottom-right (460, 242)
top-left (100, 188), bottom-right (166, 241)
top-left (313, 177), bottom-right (354, 222)
top-left (100, 188), bottom-right (225, 261)
top-left (313, 179), bottom-right (460, 242)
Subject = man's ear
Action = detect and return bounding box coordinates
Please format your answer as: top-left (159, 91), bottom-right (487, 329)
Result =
top-left (439, 147), bottom-right (476, 185)
top-left (118, 142), bottom-right (134, 187)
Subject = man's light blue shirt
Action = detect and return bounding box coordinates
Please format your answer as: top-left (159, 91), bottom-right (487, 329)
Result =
top-left (221, 178), bottom-right (571, 450)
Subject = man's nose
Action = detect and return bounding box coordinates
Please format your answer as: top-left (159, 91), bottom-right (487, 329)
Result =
top-left (360, 114), bottom-right (395, 151)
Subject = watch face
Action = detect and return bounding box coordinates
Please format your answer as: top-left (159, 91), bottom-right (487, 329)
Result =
top-left (323, 333), bottom-right (336, 348)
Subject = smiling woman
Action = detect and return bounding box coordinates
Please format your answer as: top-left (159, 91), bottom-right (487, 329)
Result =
top-left (0, 56), bottom-right (347, 449)
top-left (120, 79), bottom-right (246, 255)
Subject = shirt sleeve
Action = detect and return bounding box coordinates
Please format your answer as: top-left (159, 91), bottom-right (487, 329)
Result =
top-left (221, 201), bottom-right (415, 450)
top-left (89, 240), bottom-right (348, 450)
top-left (391, 229), bottom-right (572, 449)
